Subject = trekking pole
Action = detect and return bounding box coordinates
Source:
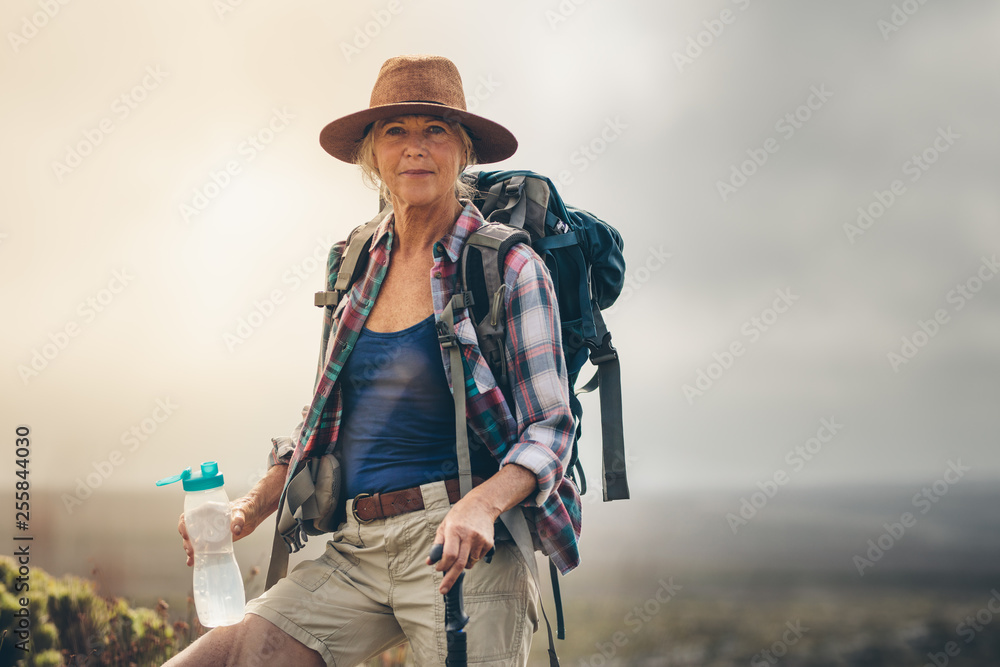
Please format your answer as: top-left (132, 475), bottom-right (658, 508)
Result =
top-left (429, 544), bottom-right (496, 667)
top-left (429, 543), bottom-right (469, 667)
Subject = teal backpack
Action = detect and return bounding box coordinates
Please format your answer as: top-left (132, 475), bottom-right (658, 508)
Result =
top-left (458, 170), bottom-right (630, 502)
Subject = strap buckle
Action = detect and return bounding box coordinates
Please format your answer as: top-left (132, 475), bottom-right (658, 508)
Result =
top-left (436, 320), bottom-right (459, 349)
top-left (587, 332), bottom-right (618, 366)
top-left (314, 291), bottom-right (340, 308)
top-left (351, 493), bottom-right (376, 524)
top-left (278, 520), bottom-right (307, 553)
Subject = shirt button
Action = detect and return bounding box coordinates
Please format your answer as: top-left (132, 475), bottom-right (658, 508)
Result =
top-left (433, 243), bottom-right (444, 258)
top-left (434, 271), bottom-right (442, 278)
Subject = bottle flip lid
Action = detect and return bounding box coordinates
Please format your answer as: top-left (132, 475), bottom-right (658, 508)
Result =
top-left (156, 461), bottom-right (225, 492)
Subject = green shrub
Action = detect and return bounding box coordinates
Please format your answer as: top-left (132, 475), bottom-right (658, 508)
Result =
top-left (0, 556), bottom-right (178, 666)
top-left (0, 557), bottom-right (417, 666)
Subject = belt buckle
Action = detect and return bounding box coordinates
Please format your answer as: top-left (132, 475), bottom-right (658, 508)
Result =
top-left (352, 493), bottom-right (375, 524)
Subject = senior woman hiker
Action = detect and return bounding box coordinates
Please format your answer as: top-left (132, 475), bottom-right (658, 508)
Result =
top-left (165, 54), bottom-right (581, 666)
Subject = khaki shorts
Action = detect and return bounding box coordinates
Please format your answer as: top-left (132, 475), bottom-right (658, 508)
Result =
top-left (245, 480), bottom-right (539, 666)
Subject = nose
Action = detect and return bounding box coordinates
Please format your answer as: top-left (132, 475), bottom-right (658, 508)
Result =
top-left (403, 133), bottom-right (427, 157)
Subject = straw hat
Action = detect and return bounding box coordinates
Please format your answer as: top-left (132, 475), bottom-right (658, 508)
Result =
top-left (319, 55), bottom-right (517, 164)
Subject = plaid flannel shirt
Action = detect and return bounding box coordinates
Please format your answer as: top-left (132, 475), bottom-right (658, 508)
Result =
top-left (270, 202), bottom-right (582, 573)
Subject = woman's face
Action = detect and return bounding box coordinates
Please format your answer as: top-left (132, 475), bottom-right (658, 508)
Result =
top-left (372, 115), bottom-right (465, 209)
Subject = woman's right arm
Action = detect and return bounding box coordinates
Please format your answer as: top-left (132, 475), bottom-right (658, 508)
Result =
top-left (176, 463), bottom-right (287, 567)
top-left (177, 236), bottom-right (351, 565)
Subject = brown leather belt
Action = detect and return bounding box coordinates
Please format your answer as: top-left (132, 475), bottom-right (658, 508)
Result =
top-left (351, 477), bottom-right (485, 524)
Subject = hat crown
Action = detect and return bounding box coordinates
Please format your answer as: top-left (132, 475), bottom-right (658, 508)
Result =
top-left (369, 55), bottom-right (467, 111)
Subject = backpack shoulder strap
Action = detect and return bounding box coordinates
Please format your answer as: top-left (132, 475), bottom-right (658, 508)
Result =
top-left (313, 207), bottom-right (389, 309)
top-left (460, 223), bottom-right (530, 388)
top-left (576, 305), bottom-right (629, 501)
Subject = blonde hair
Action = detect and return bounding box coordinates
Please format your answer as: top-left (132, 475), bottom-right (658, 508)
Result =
top-left (353, 115), bottom-right (479, 204)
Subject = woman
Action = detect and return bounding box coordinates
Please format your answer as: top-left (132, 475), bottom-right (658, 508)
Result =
top-left (167, 55), bottom-right (580, 666)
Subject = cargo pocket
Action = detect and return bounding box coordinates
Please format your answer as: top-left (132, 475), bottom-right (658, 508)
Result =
top-left (288, 531), bottom-right (357, 592)
top-left (463, 541), bottom-right (536, 664)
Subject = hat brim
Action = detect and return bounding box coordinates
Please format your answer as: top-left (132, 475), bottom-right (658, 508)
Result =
top-left (319, 102), bottom-right (517, 164)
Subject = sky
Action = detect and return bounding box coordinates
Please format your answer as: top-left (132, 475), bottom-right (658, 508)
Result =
top-left (2, 0), bottom-right (999, 515)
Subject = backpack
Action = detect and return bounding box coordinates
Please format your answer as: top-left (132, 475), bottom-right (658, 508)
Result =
top-left (458, 170), bottom-right (630, 503)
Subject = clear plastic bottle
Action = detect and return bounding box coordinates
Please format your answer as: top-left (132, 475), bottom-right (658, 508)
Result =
top-left (157, 461), bottom-right (246, 627)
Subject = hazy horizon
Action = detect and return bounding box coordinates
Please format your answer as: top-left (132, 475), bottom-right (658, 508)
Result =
top-left (3, 0), bottom-right (998, 554)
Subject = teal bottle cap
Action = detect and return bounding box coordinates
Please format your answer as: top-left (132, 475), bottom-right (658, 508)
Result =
top-left (156, 461), bottom-right (225, 492)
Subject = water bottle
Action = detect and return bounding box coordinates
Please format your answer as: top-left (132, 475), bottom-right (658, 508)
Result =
top-left (156, 461), bottom-right (246, 627)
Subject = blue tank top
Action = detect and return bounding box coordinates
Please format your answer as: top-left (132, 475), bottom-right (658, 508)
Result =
top-left (338, 314), bottom-right (497, 498)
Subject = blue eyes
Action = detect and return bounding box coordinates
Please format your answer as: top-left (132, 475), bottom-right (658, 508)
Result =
top-left (384, 125), bottom-right (447, 137)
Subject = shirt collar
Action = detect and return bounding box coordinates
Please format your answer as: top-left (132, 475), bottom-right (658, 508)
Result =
top-left (369, 210), bottom-right (394, 251)
top-left (368, 200), bottom-right (486, 263)
top-left (438, 200), bottom-right (486, 263)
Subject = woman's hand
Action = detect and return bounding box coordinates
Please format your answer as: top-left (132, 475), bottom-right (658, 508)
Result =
top-left (428, 463), bottom-right (537, 593)
top-left (176, 463), bottom-right (287, 567)
top-left (430, 494), bottom-right (497, 593)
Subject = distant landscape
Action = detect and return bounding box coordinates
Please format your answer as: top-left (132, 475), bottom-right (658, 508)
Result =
top-left (7, 481), bottom-right (1000, 665)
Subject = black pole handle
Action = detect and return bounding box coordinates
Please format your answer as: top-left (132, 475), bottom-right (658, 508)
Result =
top-left (429, 543), bottom-right (469, 667)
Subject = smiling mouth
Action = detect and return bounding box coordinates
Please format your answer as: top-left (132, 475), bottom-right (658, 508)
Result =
top-left (401, 169), bottom-right (433, 175)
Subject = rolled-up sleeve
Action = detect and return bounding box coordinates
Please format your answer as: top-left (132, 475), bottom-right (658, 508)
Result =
top-left (267, 406), bottom-right (308, 468)
top-left (499, 246), bottom-right (575, 507)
